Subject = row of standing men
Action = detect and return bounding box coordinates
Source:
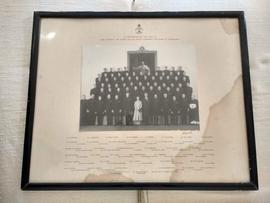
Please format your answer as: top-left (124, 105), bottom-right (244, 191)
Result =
top-left (80, 91), bottom-right (199, 126)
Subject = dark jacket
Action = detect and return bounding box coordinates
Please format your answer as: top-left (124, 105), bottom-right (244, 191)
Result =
top-left (184, 86), bottom-right (193, 101)
top-left (123, 96), bottom-right (133, 114)
top-left (112, 99), bottom-right (122, 115)
top-left (142, 98), bottom-right (150, 114)
top-left (161, 98), bottom-right (170, 113)
top-left (95, 100), bottom-right (104, 115)
top-left (151, 98), bottom-right (160, 115)
top-left (105, 99), bottom-right (113, 115)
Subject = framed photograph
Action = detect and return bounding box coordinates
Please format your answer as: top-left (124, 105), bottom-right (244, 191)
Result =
top-left (22, 11), bottom-right (258, 190)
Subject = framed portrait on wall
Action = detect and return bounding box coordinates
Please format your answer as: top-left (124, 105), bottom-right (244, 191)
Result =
top-left (21, 11), bottom-right (258, 190)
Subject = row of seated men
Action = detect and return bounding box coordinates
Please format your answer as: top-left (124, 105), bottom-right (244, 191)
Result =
top-left (95, 67), bottom-right (190, 89)
top-left (91, 71), bottom-right (193, 102)
top-left (91, 83), bottom-right (193, 103)
top-left (80, 92), bottom-right (199, 126)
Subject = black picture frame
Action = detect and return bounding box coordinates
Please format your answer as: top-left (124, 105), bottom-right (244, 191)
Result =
top-left (21, 11), bottom-right (258, 190)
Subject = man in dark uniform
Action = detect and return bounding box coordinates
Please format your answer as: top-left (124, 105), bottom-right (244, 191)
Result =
top-left (117, 71), bottom-right (121, 79)
top-left (182, 71), bottom-right (190, 85)
top-left (103, 67), bottom-right (108, 73)
top-left (142, 75), bottom-right (148, 86)
top-left (95, 96), bottom-right (104, 126)
top-left (174, 88), bottom-right (184, 123)
top-left (95, 74), bottom-right (102, 89)
top-left (100, 82), bottom-right (105, 89)
top-left (162, 83), bottom-right (166, 91)
top-left (132, 71), bottom-right (136, 78)
top-left (86, 94), bottom-right (96, 125)
top-left (108, 71), bottom-right (114, 82)
top-left (140, 86), bottom-right (146, 99)
top-left (177, 66), bottom-right (184, 76)
top-left (170, 83), bottom-right (175, 90)
top-left (132, 86), bottom-right (140, 101)
top-left (123, 92), bottom-right (133, 125)
top-left (80, 95), bottom-right (88, 126)
top-left (113, 83), bottom-right (119, 94)
top-left (112, 95), bottom-right (122, 125)
top-left (101, 73), bottom-right (108, 83)
top-left (151, 94), bottom-right (160, 125)
top-left (148, 86), bottom-right (154, 100)
top-left (161, 93), bottom-right (170, 125)
top-left (151, 75), bottom-right (156, 84)
top-left (179, 93), bottom-right (189, 125)
top-left (153, 82), bottom-right (158, 92)
top-left (171, 66), bottom-right (176, 76)
top-left (105, 94), bottom-right (113, 125)
top-left (101, 68), bottom-right (108, 81)
top-left (157, 86), bottom-right (163, 99)
top-left (120, 76), bottom-right (125, 84)
top-left (169, 69), bottom-right (174, 78)
top-left (184, 82), bottom-right (193, 102)
top-left (142, 93), bottom-right (150, 125)
top-left (123, 66), bottom-right (128, 73)
top-left (161, 71), bottom-right (165, 77)
top-left (130, 82), bottom-right (134, 89)
top-left (155, 71), bottom-right (159, 78)
top-left (165, 75), bottom-right (171, 86)
top-left (125, 86), bottom-right (130, 95)
top-left (99, 88), bottom-right (106, 100)
top-left (177, 83), bottom-right (184, 97)
top-left (174, 76), bottom-right (179, 87)
top-left (146, 81), bottom-right (150, 89)
top-left (112, 77), bottom-right (117, 86)
top-left (166, 86), bottom-right (172, 100)
top-left (147, 71), bottom-right (151, 78)
top-left (116, 87), bottom-right (122, 99)
top-left (107, 87), bottom-right (113, 98)
top-left (170, 95), bottom-right (178, 125)
top-left (189, 95), bottom-right (199, 124)
top-left (139, 71), bottom-right (144, 81)
top-left (125, 71), bottom-right (129, 78)
top-left (164, 66), bottom-right (169, 75)
top-left (138, 81), bottom-right (143, 89)
top-left (104, 77), bottom-right (109, 86)
top-left (176, 70), bottom-right (182, 82)
top-left (122, 83), bottom-right (127, 90)
top-left (127, 76), bottom-right (132, 83)
top-left (159, 76), bottom-right (163, 84)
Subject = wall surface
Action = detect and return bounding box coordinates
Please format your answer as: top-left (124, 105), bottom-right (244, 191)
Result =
top-left (0, 0), bottom-right (269, 202)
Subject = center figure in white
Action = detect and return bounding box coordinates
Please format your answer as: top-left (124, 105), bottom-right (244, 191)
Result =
top-left (133, 96), bottom-right (142, 125)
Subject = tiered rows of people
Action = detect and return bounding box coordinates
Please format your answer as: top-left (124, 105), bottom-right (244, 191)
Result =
top-left (80, 66), bottom-right (199, 126)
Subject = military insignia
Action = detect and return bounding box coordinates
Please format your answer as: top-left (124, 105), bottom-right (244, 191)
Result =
top-left (135, 24), bottom-right (143, 34)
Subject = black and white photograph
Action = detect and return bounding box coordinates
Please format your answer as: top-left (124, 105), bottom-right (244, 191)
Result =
top-left (80, 45), bottom-right (200, 131)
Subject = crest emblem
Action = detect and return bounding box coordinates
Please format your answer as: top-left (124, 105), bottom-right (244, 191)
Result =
top-left (135, 24), bottom-right (143, 34)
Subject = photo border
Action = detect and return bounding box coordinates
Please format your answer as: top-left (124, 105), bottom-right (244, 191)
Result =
top-left (21, 11), bottom-right (258, 190)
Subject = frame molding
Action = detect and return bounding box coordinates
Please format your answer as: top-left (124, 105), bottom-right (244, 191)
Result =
top-left (21, 11), bottom-right (258, 190)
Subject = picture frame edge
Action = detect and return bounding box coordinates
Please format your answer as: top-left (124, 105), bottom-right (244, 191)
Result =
top-left (21, 11), bottom-right (258, 191)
